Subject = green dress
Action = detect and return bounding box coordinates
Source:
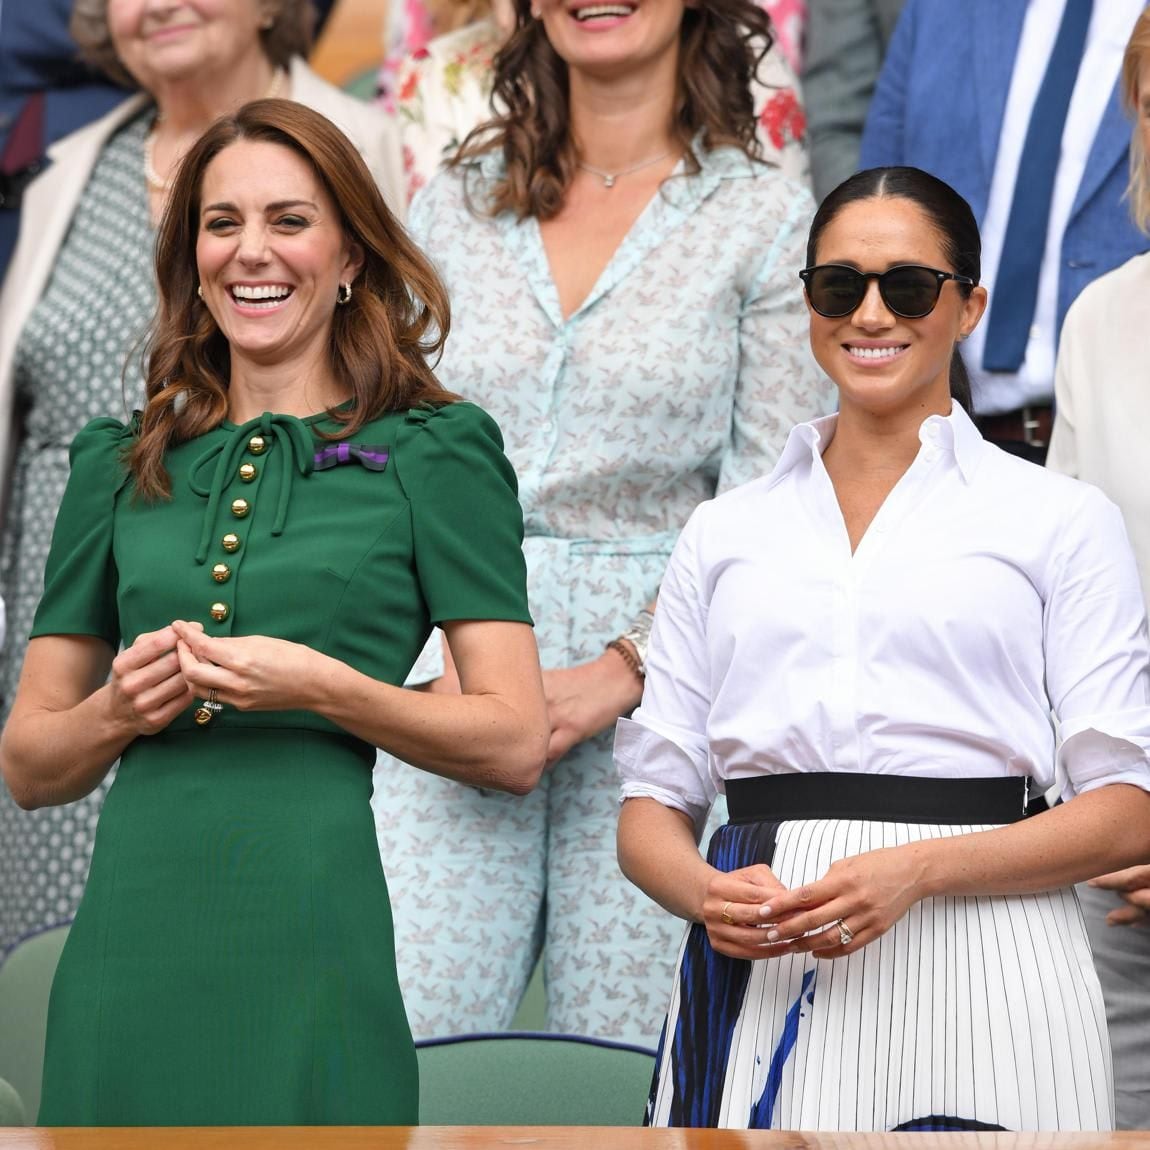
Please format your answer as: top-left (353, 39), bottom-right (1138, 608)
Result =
top-left (30, 401), bottom-right (531, 1126)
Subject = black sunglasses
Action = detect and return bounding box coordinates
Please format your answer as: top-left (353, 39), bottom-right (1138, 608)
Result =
top-left (799, 264), bottom-right (975, 319)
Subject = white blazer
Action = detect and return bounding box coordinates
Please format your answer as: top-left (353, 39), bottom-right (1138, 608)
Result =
top-left (0, 57), bottom-right (404, 495)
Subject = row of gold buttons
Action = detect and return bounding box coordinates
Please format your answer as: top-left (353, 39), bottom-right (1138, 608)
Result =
top-left (196, 434), bottom-right (266, 725)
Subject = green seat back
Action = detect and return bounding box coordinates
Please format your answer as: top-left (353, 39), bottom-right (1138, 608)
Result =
top-left (0, 925), bottom-right (69, 1124)
top-left (0, 1076), bottom-right (27, 1126)
top-left (416, 1033), bottom-right (655, 1126)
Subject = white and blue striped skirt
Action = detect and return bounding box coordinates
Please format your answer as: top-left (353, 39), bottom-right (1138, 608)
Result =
top-left (646, 782), bottom-right (1112, 1131)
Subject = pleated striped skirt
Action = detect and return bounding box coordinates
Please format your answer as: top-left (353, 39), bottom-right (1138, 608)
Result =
top-left (646, 789), bottom-right (1113, 1131)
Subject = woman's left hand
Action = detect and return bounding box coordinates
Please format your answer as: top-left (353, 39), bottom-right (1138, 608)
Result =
top-left (751, 844), bottom-right (929, 959)
top-left (542, 650), bottom-right (643, 768)
top-left (172, 620), bottom-right (330, 713)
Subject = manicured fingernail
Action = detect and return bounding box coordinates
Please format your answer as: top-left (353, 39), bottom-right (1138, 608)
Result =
top-left (759, 904), bottom-right (772, 916)
top-left (766, 929), bottom-right (779, 941)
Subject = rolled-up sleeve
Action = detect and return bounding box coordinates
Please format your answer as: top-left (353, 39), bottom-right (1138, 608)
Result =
top-left (1046, 487), bottom-right (1150, 796)
top-left (615, 507), bottom-right (717, 834)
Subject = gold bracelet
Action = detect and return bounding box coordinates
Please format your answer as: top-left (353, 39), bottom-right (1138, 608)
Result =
top-left (607, 638), bottom-right (643, 681)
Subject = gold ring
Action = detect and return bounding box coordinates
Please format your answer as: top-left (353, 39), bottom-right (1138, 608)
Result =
top-left (720, 901), bottom-right (735, 925)
top-left (194, 688), bottom-right (223, 727)
top-left (835, 918), bottom-right (853, 947)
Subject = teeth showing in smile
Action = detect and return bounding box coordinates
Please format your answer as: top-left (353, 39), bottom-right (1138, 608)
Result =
top-left (231, 284), bottom-right (292, 306)
top-left (574, 4), bottom-right (635, 19)
top-left (848, 345), bottom-right (906, 359)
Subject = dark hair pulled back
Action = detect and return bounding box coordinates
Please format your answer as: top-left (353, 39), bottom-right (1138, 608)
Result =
top-left (807, 166), bottom-right (981, 415)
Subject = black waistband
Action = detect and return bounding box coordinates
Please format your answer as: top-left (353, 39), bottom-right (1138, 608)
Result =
top-left (725, 773), bottom-right (1028, 826)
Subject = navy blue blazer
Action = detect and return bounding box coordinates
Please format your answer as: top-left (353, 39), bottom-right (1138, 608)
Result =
top-left (859, 0), bottom-right (1149, 341)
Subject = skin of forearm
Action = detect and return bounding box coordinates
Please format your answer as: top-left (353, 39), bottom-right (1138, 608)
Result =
top-left (307, 654), bottom-right (547, 794)
top-left (913, 783), bottom-right (1150, 901)
top-left (617, 797), bottom-right (714, 921)
top-left (2, 684), bottom-right (137, 810)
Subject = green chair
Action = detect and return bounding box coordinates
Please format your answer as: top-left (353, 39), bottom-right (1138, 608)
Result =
top-left (415, 1033), bottom-right (655, 1126)
top-left (0, 1076), bottom-right (26, 1126)
top-left (0, 924), bottom-right (69, 1125)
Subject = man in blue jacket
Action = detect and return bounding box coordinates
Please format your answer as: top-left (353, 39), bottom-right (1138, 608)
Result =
top-left (860, 0), bottom-right (1148, 464)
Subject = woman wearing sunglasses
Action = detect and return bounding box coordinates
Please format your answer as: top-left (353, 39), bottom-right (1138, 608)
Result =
top-left (615, 165), bottom-right (1150, 1130)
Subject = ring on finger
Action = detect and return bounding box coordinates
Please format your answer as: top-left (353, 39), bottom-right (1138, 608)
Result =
top-left (834, 918), bottom-right (853, 947)
top-left (720, 901), bottom-right (736, 926)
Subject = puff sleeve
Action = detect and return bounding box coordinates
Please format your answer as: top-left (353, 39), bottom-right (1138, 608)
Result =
top-left (394, 402), bottom-right (532, 627)
top-left (28, 418), bottom-right (128, 647)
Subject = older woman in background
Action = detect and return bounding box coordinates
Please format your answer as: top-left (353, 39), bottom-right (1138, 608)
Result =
top-left (373, 0), bottom-right (833, 1045)
top-left (0, 0), bottom-right (403, 954)
top-left (1047, 9), bottom-right (1150, 1130)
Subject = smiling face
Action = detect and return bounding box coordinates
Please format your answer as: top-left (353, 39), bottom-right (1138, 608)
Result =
top-left (806, 195), bottom-right (987, 423)
top-left (535, 0), bottom-right (686, 79)
top-left (195, 139), bottom-right (363, 375)
top-left (106, 0), bottom-right (272, 88)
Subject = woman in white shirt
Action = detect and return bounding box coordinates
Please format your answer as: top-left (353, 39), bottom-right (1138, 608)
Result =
top-left (1047, 10), bottom-right (1150, 1130)
top-left (615, 165), bottom-right (1150, 1131)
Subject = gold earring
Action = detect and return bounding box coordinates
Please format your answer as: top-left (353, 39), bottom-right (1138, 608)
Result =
top-left (197, 284), bottom-right (204, 300)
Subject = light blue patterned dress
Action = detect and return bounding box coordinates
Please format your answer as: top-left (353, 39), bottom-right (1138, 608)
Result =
top-left (372, 145), bottom-right (834, 1045)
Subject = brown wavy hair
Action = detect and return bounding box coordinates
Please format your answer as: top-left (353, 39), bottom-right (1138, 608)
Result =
top-left (130, 98), bottom-right (454, 500)
top-left (452, 0), bottom-right (774, 220)
top-left (71, 0), bottom-right (315, 90)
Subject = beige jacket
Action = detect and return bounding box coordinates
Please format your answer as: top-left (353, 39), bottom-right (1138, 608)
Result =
top-left (1048, 251), bottom-right (1150, 608)
top-left (0, 57), bottom-right (403, 495)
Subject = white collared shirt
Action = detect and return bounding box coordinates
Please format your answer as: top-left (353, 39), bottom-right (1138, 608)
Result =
top-left (968, 0), bottom-right (1144, 415)
top-left (615, 405), bottom-right (1150, 830)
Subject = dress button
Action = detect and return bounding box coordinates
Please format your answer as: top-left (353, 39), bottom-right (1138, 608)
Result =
top-left (248, 435), bottom-right (267, 455)
top-left (221, 533), bottom-right (241, 553)
top-left (211, 563), bottom-right (231, 583)
top-left (231, 498), bottom-right (250, 518)
top-left (210, 602), bottom-right (230, 622)
top-left (239, 462), bottom-right (258, 482)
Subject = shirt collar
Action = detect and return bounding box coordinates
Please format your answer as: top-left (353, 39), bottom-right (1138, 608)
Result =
top-left (765, 402), bottom-right (988, 491)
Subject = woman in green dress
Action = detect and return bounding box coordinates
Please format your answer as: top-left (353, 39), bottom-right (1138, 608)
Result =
top-left (0, 98), bottom-right (548, 1127)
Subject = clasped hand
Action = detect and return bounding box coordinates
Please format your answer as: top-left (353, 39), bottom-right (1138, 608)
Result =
top-left (109, 621), bottom-right (325, 736)
top-left (703, 846), bottom-right (926, 961)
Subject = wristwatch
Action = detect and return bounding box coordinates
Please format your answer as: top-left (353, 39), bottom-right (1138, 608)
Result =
top-left (616, 609), bottom-right (655, 677)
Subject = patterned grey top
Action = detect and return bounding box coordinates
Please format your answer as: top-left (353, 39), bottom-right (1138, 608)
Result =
top-left (0, 110), bottom-right (155, 950)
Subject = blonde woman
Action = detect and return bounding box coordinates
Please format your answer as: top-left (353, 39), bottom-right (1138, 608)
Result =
top-left (1047, 8), bottom-right (1150, 1131)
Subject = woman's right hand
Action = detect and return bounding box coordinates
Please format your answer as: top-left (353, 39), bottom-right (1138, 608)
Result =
top-left (108, 626), bottom-right (195, 736)
top-left (702, 863), bottom-right (788, 960)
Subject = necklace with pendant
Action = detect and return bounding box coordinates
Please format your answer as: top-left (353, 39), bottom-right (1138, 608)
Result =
top-left (144, 68), bottom-right (286, 193)
top-left (576, 149), bottom-right (674, 189)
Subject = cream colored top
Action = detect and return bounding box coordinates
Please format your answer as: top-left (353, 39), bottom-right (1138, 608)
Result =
top-left (1048, 251), bottom-right (1150, 607)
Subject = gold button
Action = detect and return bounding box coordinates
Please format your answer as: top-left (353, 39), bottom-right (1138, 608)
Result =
top-left (221, 533), bottom-right (241, 553)
top-left (231, 498), bottom-right (250, 518)
top-left (210, 602), bottom-right (229, 622)
top-left (239, 462), bottom-right (257, 482)
top-left (248, 435), bottom-right (267, 455)
top-left (211, 563), bottom-right (231, 583)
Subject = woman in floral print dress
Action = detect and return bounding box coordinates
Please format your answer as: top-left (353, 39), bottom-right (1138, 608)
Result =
top-left (372, 0), bottom-right (834, 1046)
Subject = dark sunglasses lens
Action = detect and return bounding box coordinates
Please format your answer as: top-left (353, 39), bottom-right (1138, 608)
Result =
top-left (880, 267), bottom-right (942, 317)
top-left (807, 268), bottom-right (865, 316)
